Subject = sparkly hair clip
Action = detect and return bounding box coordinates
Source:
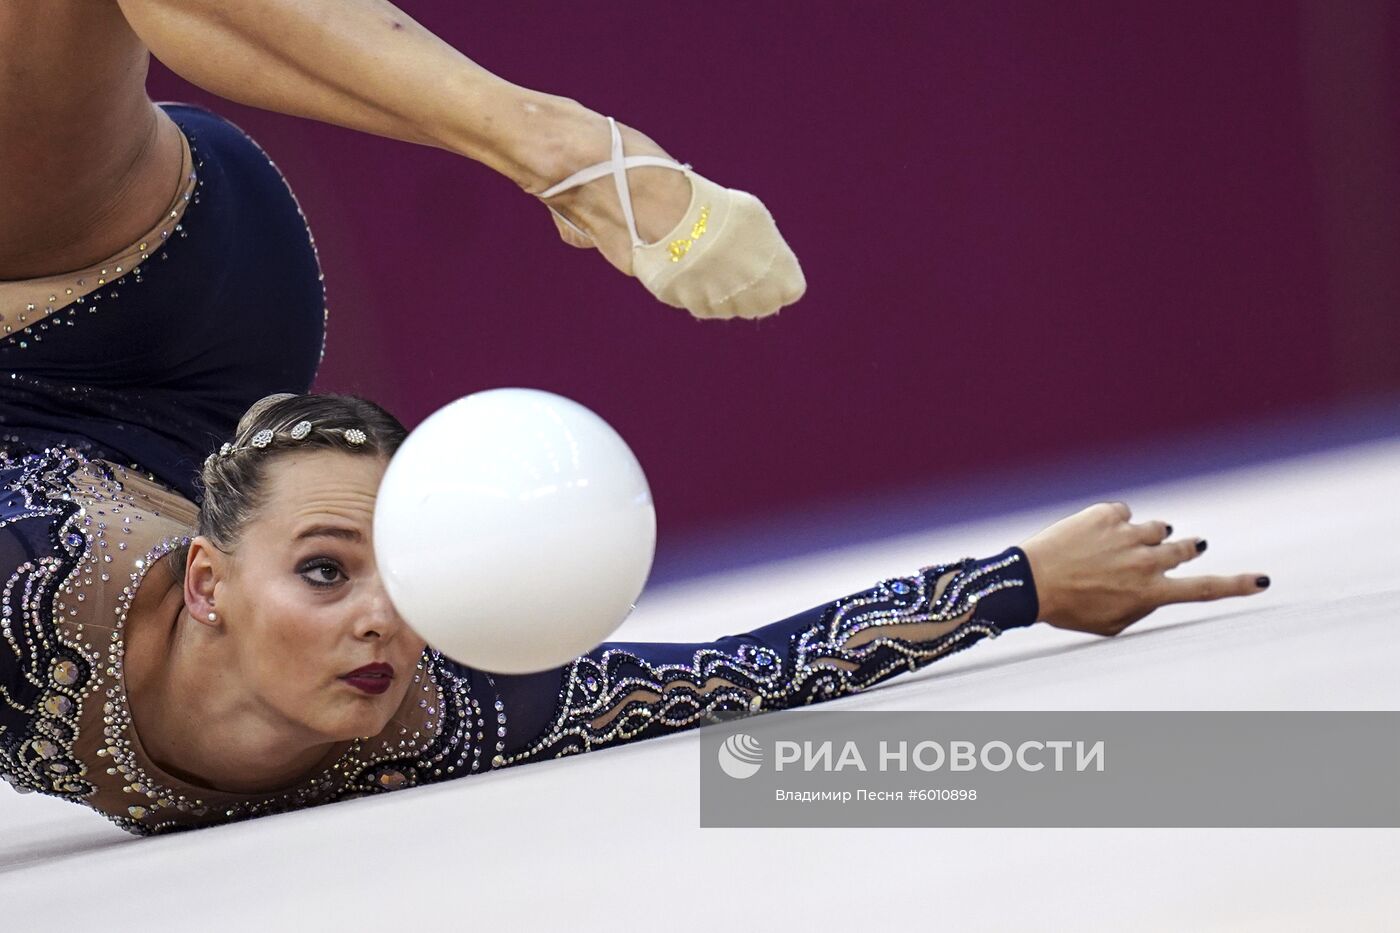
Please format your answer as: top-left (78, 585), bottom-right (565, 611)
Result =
top-left (211, 421), bottom-right (369, 461)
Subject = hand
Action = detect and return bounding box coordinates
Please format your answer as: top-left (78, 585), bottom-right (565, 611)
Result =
top-left (1018, 501), bottom-right (1270, 637)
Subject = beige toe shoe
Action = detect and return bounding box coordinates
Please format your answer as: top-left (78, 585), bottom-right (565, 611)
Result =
top-left (538, 117), bottom-right (805, 320)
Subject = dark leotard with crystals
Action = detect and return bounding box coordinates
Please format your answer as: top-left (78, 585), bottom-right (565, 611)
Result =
top-left (0, 107), bottom-right (1039, 834)
top-left (0, 104), bottom-right (325, 500)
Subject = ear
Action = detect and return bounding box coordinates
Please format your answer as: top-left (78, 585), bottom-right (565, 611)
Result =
top-left (184, 535), bottom-right (226, 628)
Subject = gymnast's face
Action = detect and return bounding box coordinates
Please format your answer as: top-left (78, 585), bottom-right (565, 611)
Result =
top-left (209, 450), bottom-right (427, 742)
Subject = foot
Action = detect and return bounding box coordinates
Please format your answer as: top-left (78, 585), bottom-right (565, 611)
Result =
top-left (526, 105), bottom-right (693, 277)
top-left (515, 94), bottom-right (806, 320)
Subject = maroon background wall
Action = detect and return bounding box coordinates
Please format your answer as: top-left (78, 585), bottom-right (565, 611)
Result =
top-left (149, 1), bottom-right (1400, 563)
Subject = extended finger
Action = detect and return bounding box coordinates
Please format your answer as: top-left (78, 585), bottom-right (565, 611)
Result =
top-left (1154, 537), bottom-right (1207, 570)
top-left (1132, 520), bottom-right (1172, 545)
top-left (1160, 573), bottom-right (1271, 604)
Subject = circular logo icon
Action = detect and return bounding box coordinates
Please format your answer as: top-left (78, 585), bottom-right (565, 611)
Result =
top-left (718, 733), bottom-right (764, 779)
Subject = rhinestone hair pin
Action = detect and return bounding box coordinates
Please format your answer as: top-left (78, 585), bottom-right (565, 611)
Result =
top-left (210, 421), bottom-right (369, 461)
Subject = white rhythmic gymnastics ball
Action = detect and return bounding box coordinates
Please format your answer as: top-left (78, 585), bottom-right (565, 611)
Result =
top-left (373, 388), bottom-right (656, 673)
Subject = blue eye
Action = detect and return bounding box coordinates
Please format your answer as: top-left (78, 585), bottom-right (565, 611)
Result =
top-left (299, 560), bottom-right (345, 588)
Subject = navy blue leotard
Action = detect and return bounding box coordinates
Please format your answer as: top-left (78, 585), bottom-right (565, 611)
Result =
top-left (0, 104), bottom-right (324, 499)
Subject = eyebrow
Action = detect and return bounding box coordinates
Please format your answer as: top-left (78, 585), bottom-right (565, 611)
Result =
top-left (294, 525), bottom-right (364, 543)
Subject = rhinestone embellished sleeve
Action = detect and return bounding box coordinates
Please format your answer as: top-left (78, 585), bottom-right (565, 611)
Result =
top-left (491, 548), bottom-right (1039, 768)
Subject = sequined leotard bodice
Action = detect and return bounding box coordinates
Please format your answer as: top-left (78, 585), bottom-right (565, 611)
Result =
top-left (0, 107), bottom-right (1042, 835)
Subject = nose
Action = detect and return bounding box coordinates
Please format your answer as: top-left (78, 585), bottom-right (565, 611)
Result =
top-left (356, 578), bottom-right (407, 641)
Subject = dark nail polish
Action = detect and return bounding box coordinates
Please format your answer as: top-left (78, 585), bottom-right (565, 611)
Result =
top-left (1256, 576), bottom-right (1270, 588)
top-left (1165, 524), bottom-right (1173, 536)
top-left (1195, 539), bottom-right (1208, 553)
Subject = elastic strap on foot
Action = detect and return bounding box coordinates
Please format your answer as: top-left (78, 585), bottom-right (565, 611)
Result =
top-left (535, 117), bottom-right (690, 248)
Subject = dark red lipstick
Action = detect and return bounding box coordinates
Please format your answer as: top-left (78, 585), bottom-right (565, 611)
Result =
top-left (341, 662), bottom-right (394, 695)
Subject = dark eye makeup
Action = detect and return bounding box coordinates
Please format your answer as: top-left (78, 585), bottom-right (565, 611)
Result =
top-left (297, 558), bottom-right (346, 588)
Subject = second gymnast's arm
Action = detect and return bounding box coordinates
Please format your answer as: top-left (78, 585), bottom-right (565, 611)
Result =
top-left (114, 0), bottom-right (585, 193)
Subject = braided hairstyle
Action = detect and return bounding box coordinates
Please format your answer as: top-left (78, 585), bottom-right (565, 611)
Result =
top-left (171, 393), bottom-right (408, 578)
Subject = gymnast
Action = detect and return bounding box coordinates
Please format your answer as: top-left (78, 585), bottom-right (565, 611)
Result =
top-left (0, 1), bottom-right (1270, 834)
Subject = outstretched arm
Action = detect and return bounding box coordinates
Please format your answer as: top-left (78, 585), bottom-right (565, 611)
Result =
top-left (490, 502), bottom-right (1271, 766)
top-left (493, 548), bottom-right (1037, 765)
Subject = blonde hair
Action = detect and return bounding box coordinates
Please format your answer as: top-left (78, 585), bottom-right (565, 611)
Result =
top-left (171, 393), bottom-right (407, 575)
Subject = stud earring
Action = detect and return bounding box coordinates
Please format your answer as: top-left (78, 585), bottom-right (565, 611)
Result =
top-left (206, 611), bottom-right (218, 623)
